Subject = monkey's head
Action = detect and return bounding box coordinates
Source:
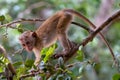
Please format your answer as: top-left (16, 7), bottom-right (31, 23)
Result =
top-left (19, 31), bottom-right (37, 52)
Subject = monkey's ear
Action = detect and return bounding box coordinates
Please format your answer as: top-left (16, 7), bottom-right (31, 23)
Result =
top-left (32, 32), bottom-right (37, 38)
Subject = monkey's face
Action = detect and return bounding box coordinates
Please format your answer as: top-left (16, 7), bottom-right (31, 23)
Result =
top-left (19, 31), bottom-right (37, 52)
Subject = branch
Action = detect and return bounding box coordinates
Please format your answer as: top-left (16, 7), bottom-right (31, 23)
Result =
top-left (0, 18), bottom-right (45, 29)
top-left (0, 19), bottom-right (91, 31)
top-left (83, 10), bottom-right (120, 45)
top-left (67, 9), bottom-right (115, 67)
top-left (81, 10), bottom-right (120, 66)
top-left (19, 70), bottom-right (44, 80)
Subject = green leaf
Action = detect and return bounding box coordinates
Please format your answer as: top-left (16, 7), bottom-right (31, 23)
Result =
top-left (16, 23), bottom-right (22, 28)
top-left (0, 54), bottom-right (9, 64)
top-left (0, 15), bottom-right (5, 21)
top-left (5, 14), bottom-right (12, 21)
top-left (76, 50), bottom-right (84, 61)
top-left (18, 28), bottom-right (24, 33)
top-left (25, 59), bottom-right (34, 68)
top-left (16, 66), bottom-right (27, 79)
top-left (41, 48), bottom-right (49, 55)
top-left (17, 24), bottom-right (24, 33)
top-left (13, 61), bottom-right (23, 67)
top-left (112, 73), bottom-right (120, 80)
top-left (0, 66), bottom-right (3, 72)
top-left (43, 43), bottom-right (57, 63)
top-left (0, 60), bottom-right (4, 65)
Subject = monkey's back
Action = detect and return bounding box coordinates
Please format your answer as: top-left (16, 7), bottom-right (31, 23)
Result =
top-left (35, 10), bottom-right (73, 47)
top-left (35, 11), bottom-right (62, 47)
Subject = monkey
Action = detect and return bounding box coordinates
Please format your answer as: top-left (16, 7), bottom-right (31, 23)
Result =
top-left (19, 9), bottom-right (112, 66)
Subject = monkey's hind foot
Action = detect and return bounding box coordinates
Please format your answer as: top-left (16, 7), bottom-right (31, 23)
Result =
top-left (53, 42), bottom-right (79, 59)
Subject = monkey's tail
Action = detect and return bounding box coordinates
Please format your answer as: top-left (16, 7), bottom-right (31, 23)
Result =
top-left (63, 9), bottom-right (95, 28)
top-left (63, 9), bottom-right (117, 65)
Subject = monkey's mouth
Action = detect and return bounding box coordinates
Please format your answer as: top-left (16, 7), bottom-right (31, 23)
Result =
top-left (26, 47), bottom-right (33, 52)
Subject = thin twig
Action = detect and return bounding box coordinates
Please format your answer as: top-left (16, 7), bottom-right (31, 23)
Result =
top-left (66, 62), bottom-right (82, 68)
top-left (19, 70), bottom-right (44, 80)
top-left (0, 18), bottom-right (45, 28)
top-left (0, 18), bottom-right (91, 31)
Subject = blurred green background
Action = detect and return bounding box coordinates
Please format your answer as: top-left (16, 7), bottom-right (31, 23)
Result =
top-left (0, 0), bottom-right (120, 80)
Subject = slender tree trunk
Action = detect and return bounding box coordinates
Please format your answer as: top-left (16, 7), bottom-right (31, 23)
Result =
top-left (95, 0), bottom-right (114, 27)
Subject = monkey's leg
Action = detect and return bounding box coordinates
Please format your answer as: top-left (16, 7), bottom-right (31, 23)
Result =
top-left (58, 33), bottom-right (71, 52)
top-left (54, 33), bottom-right (78, 58)
top-left (53, 34), bottom-right (72, 58)
top-left (54, 13), bottom-right (76, 58)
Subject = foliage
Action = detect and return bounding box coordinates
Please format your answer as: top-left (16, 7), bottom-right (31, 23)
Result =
top-left (41, 43), bottom-right (57, 63)
top-left (112, 73), bottom-right (120, 80)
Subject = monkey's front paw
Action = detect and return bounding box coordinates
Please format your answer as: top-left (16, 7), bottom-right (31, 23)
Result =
top-left (34, 60), bottom-right (40, 66)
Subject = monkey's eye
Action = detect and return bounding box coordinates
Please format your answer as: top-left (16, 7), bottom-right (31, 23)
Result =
top-left (22, 44), bottom-right (25, 46)
top-left (26, 42), bottom-right (30, 45)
